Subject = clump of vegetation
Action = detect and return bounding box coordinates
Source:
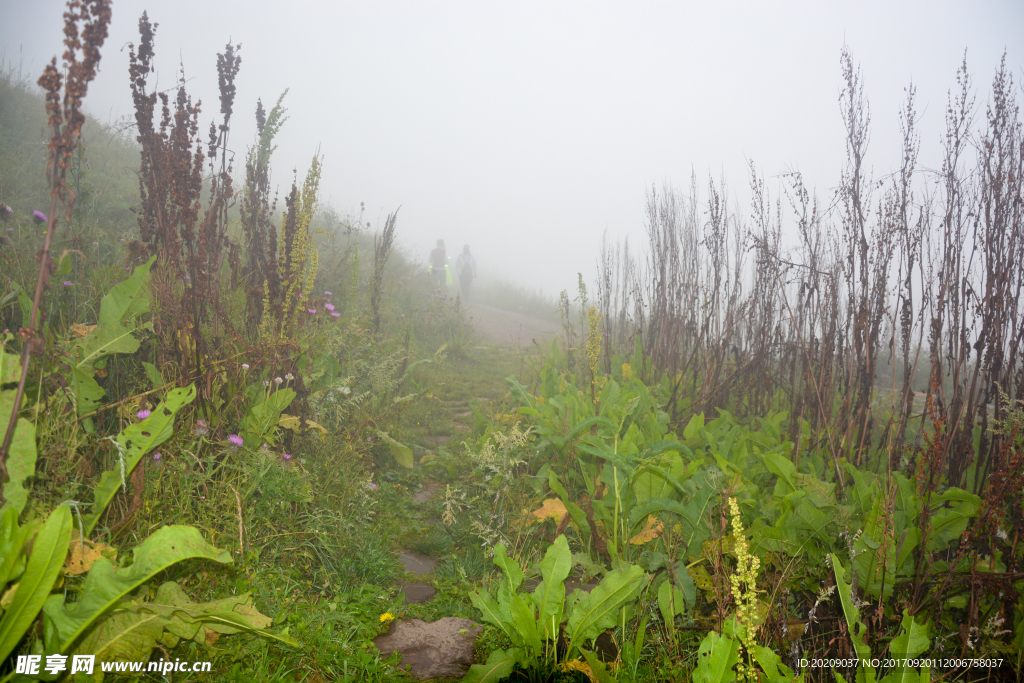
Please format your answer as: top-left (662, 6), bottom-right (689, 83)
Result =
top-left (0, 3), bottom-right (1020, 682)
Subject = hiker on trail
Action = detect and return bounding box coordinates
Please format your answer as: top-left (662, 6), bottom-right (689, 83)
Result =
top-left (456, 245), bottom-right (477, 299)
top-left (429, 239), bottom-right (447, 288)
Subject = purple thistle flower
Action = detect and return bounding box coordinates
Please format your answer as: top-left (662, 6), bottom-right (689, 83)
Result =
top-left (331, 312), bottom-right (341, 318)
top-left (227, 434), bottom-right (243, 447)
top-left (152, 451), bottom-right (162, 461)
top-left (184, 275), bottom-right (190, 281)
top-left (136, 409), bottom-right (151, 420)
top-left (63, 281), bottom-right (73, 286)
top-left (282, 453), bottom-right (292, 460)
top-left (324, 291), bottom-right (332, 297)
top-left (324, 303), bottom-right (335, 311)
top-left (368, 482), bottom-right (378, 490)
top-left (33, 210), bottom-right (47, 225)
top-left (307, 308), bottom-right (316, 314)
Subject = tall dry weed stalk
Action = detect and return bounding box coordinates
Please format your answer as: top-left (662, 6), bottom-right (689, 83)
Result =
top-left (596, 49), bottom-right (1023, 497)
top-left (1, 0), bottom-right (112, 468)
top-left (128, 12), bottom-right (241, 384)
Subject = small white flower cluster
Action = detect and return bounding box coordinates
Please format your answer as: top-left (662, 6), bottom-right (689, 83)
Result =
top-left (804, 584), bottom-right (837, 635)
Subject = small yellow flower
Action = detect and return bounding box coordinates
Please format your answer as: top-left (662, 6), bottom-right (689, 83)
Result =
top-left (379, 612), bottom-right (395, 624)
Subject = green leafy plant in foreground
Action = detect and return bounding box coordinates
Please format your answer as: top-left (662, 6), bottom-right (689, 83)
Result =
top-left (831, 553), bottom-right (932, 683)
top-left (0, 349), bottom-right (294, 677)
top-left (464, 535), bottom-right (647, 683)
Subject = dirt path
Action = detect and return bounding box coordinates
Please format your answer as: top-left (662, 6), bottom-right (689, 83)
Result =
top-left (464, 301), bottom-right (561, 347)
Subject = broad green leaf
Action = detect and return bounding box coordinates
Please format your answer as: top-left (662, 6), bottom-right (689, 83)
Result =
top-left (565, 417), bottom-right (618, 441)
top-left (547, 472), bottom-right (590, 539)
top-left (0, 351), bottom-right (21, 384)
top-left (831, 553), bottom-right (876, 683)
top-left (889, 609), bottom-right (930, 660)
top-left (69, 366), bottom-right (106, 418)
top-left (763, 452), bottom-right (797, 497)
top-left (566, 564), bottom-right (646, 653)
top-left (0, 507), bottom-right (28, 588)
top-left (926, 489), bottom-right (980, 551)
top-left (84, 384), bottom-right (196, 535)
top-left (580, 649), bottom-right (616, 683)
top-left (44, 525), bottom-right (232, 654)
top-left (376, 430), bottom-right (413, 468)
top-left (508, 593), bottom-right (542, 663)
top-left (492, 544), bottom-right (524, 596)
top-left (469, 590), bottom-right (517, 645)
top-left (0, 391), bottom-right (36, 514)
top-left (631, 452), bottom-right (685, 503)
top-left (751, 643), bottom-right (797, 681)
top-left (532, 535), bottom-right (571, 640)
top-left (692, 629), bottom-right (739, 683)
top-left (683, 413), bottom-right (705, 441)
top-left (73, 580), bottom-right (296, 666)
top-left (0, 505), bottom-right (72, 663)
top-left (67, 259), bottom-right (153, 418)
top-left (658, 578), bottom-right (685, 638)
top-left (142, 362), bottom-right (165, 391)
top-left (97, 257), bottom-right (154, 326)
top-left (461, 648), bottom-right (517, 683)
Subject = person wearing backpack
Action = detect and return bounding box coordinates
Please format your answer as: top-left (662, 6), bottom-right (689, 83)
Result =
top-left (456, 244), bottom-right (477, 299)
top-left (429, 239), bottom-right (447, 288)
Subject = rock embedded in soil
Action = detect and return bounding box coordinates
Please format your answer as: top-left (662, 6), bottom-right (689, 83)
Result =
top-left (374, 617), bottom-right (483, 680)
top-left (396, 550), bottom-right (439, 605)
top-left (412, 481), bottom-right (441, 503)
top-left (398, 551), bottom-right (438, 576)
top-left (400, 582), bottom-right (437, 604)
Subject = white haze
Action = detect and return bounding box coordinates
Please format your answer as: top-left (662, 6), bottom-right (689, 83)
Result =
top-left (2, 1), bottom-right (1022, 298)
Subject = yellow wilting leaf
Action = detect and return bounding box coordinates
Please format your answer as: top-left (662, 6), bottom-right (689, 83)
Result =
top-left (701, 534), bottom-right (736, 560)
top-left (1, 583), bottom-right (18, 610)
top-left (689, 564), bottom-right (715, 591)
top-left (278, 414), bottom-right (302, 432)
top-left (629, 515), bottom-right (664, 545)
top-left (70, 323), bottom-right (96, 338)
top-left (64, 529), bottom-right (116, 576)
top-left (558, 658), bottom-right (597, 683)
top-left (304, 418), bottom-right (328, 436)
top-left (531, 499), bottom-right (568, 525)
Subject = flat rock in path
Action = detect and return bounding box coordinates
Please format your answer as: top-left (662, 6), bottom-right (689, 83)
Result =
top-left (374, 617), bottom-right (483, 680)
top-left (397, 550), bottom-right (438, 604)
top-left (398, 551), bottom-right (437, 576)
top-left (400, 582), bottom-right (436, 604)
top-left (412, 481), bottom-right (441, 503)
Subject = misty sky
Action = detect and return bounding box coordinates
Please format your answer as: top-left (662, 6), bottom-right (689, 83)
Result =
top-left (2, 1), bottom-right (1022, 297)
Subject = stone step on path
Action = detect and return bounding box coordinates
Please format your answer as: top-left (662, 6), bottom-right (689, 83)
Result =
top-left (397, 550), bottom-right (437, 605)
top-left (373, 617), bottom-right (482, 681)
top-left (375, 477), bottom-right (486, 680)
